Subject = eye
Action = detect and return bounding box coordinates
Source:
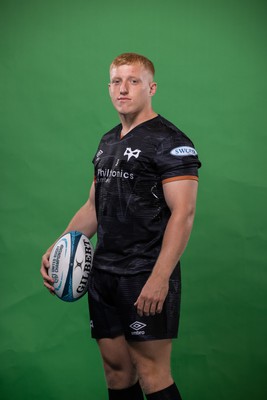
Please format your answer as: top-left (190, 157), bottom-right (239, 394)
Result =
top-left (112, 79), bottom-right (120, 85)
top-left (130, 79), bottom-right (138, 84)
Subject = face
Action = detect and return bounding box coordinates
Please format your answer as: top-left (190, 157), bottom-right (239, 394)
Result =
top-left (108, 63), bottom-right (157, 116)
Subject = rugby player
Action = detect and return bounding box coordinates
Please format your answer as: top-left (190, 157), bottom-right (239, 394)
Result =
top-left (41, 53), bottom-right (201, 400)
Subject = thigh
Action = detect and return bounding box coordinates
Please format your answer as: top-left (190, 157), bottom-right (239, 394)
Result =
top-left (128, 338), bottom-right (172, 366)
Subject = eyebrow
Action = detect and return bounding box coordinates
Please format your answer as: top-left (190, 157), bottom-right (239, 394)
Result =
top-left (111, 76), bottom-right (141, 81)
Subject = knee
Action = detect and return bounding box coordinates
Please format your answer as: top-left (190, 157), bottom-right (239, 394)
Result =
top-left (102, 359), bottom-right (121, 388)
top-left (136, 360), bottom-right (173, 393)
top-left (102, 357), bottom-right (137, 389)
top-left (97, 337), bottom-right (138, 389)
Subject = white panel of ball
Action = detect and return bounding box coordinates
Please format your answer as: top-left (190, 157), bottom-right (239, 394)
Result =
top-left (49, 234), bottom-right (71, 299)
top-left (48, 231), bottom-right (94, 302)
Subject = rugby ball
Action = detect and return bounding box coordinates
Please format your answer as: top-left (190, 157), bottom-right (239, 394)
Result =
top-left (49, 231), bottom-right (94, 302)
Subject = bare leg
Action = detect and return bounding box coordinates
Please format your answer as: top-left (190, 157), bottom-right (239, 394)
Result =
top-left (128, 339), bottom-right (174, 394)
top-left (97, 335), bottom-right (138, 389)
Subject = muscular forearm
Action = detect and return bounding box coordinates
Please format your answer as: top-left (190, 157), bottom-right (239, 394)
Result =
top-left (44, 200), bottom-right (97, 256)
top-left (44, 183), bottom-right (97, 255)
top-left (61, 182), bottom-right (97, 240)
top-left (63, 199), bottom-right (97, 239)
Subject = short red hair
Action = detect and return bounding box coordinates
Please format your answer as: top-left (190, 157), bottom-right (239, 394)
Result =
top-left (110, 53), bottom-right (155, 77)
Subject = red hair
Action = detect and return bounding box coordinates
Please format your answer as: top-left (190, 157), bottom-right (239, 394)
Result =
top-left (110, 53), bottom-right (155, 77)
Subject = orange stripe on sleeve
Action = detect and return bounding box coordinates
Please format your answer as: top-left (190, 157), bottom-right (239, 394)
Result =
top-left (162, 176), bottom-right (199, 184)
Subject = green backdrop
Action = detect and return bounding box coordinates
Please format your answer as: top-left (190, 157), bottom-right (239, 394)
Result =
top-left (1, 0), bottom-right (267, 399)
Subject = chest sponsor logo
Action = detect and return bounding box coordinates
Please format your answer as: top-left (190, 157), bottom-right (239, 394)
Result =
top-left (129, 321), bottom-right (147, 336)
top-left (97, 168), bottom-right (134, 181)
top-left (170, 146), bottom-right (197, 156)
top-left (124, 147), bottom-right (141, 161)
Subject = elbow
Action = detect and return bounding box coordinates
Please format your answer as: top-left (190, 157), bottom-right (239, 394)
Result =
top-left (171, 203), bottom-right (196, 228)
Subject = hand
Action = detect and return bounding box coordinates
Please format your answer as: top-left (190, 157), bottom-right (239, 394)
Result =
top-left (134, 275), bottom-right (169, 317)
top-left (40, 248), bottom-right (55, 294)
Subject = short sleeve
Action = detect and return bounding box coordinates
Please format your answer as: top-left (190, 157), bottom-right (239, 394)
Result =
top-left (154, 133), bottom-right (201, 183)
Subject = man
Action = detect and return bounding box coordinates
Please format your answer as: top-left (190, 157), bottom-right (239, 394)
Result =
top-left (41, 53), bottom-right (201, 400)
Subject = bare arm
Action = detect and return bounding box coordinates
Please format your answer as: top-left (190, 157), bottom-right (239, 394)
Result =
top-left (134, 179), bottom-right (198, 316)
top-left (62, 182), bottom-right (97, 239)
top-left (40, 182), bottom-right (97, 293)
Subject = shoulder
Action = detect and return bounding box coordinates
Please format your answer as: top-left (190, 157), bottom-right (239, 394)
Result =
top-left (100, 124), bottom-right (121, 143)
top-left (146, 115), bottom-right (196, 148)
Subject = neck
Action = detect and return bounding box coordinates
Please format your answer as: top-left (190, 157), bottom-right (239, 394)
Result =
top-left (119, 109), bottom-right (158, 137)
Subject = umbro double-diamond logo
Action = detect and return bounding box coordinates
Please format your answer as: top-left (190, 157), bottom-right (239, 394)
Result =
top-left (129, 321), bottom-right (146, 336)
top-left (130, 321), bottom-right (146, 331)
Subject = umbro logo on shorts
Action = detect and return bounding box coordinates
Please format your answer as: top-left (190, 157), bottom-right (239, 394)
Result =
top-left (130, 321), bottom-right (146, 331)
top-left (129, 321), bottom-right (146, 336)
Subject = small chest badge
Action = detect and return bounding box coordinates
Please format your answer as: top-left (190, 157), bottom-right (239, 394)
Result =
top-left (124, 147), bottom-right (141, 161)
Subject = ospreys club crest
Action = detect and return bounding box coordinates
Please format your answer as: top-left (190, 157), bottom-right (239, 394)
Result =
top-left (124, 147), bottom-right (141, 161)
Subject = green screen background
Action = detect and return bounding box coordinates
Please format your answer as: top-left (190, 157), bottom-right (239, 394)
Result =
top-left (1, 0), bottom-right (266, 399)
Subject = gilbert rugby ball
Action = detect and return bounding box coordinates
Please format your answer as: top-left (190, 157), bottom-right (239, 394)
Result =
top-left (49, 231), bottom-right (94, 302)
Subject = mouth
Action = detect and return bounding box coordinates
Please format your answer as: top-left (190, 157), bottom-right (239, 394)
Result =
top-left (118, 97), bottom-right (131, 101)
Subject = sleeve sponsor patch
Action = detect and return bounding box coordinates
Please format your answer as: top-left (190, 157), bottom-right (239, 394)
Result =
top-left (170, 146), bottom-right (198, 157)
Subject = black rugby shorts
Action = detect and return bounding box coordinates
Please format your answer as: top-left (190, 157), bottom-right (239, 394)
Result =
top-left (87, 267), bottom-right (181, 341)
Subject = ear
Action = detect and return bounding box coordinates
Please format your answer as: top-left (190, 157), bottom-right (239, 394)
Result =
top-left (149, 82), bottom-right (157, 96)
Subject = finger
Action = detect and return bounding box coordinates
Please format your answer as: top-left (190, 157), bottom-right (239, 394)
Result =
top-left (40, 252), bottom-right (54, 282)
top-left (134, 298), bottom-right (145, 317)
top-left (156, 299), bottom-right (164, 314)
top-left (42, 253), bottom-right (50, 269)
top-left (43, 279), bottom-right (55, 294)
top-left (40, 265), bottom-right (54, 283)
top-left (143, 300), bottom-right (153, 316)
top-left (149, 300), bottom-right (158, 316)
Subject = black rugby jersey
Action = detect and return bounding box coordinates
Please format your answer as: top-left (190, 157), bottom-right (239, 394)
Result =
top-left (92, 115), bottom-right (201, 275)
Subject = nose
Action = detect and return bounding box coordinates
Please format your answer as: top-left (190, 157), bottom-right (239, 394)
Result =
top-left (120, 81), bottom-right (128, 94)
